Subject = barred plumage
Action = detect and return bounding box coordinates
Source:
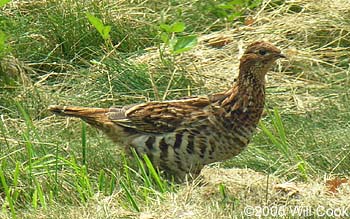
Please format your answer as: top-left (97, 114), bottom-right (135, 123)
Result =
top-left (49, 41), bottom-right (286, 180)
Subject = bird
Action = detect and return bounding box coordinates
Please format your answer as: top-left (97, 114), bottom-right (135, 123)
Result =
top-left (49, 41), bottom-right (286, 181)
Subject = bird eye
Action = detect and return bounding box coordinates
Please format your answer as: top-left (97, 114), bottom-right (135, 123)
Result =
top-left (258, 49), bottom-right (267, 55)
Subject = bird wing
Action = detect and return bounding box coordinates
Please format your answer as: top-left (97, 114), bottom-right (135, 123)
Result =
top-left (107, 97), bottom-right (211, 134)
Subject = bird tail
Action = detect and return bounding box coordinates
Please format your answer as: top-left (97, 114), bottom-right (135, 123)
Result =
top-left (48, 105), bottom-right (111, 129)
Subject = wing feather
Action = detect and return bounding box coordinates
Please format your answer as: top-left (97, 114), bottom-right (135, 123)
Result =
top-left (108, 97), bottom-right (210, 133)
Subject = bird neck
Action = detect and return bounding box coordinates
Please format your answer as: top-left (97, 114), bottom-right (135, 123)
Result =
top-left (233, 76), bottom-right (266, 111)
top-left (214, 66), bottom-right (266, 128)
top-left (238, 58), bottom-right (268, 86)
top-left (218, 79), bottom-right (265, 111)
top-left (238, 65), bottom-right (266, 109)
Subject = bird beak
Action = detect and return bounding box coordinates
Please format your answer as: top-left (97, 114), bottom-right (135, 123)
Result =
top-left (276, 53), bottom-right (287, 59)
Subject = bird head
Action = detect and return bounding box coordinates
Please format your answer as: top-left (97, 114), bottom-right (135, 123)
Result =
top-left (239, 41), bottom-right (286, 84)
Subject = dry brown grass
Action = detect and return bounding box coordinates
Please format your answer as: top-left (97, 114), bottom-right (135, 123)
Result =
top-left (14, 168), bottom-right (350, 218)
top-left (1, 0), bottom-right (350, 218)
top-left (132, 0), bottom-right (350, 114)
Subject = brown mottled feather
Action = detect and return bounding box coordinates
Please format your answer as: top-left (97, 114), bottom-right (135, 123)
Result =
top-left (48, 41), bottom-right (286, 181)
top-left (113, 97), bottom-right (210, 133)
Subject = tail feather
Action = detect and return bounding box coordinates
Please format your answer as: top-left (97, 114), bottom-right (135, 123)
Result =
top-left (48, 105), bottom-right (111, 128)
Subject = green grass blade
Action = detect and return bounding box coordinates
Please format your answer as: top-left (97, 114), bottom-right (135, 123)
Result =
top-left (120, 180), bottom-right (140, 212)
top-left (81, 121), bottom-right (87, 166)
top-left (130, 148), bottom-right (151, 188)
top-left (32, 187), bottom-right (38, 209)
top-left (12, 162), bottom-right (20, 202)
top-left (273, 108), bottom-right (287, 144)
top-left (23, 132), bottom-right (34, 183)
top-left (143, 154), bottom-right (166, 193)
top-left (34, 178), bottom-right (46, 209)
top-left (121, 153), bottom-right (132, 189)
top-left (54, 144), bottom-right (59, 196)
top-left (0, 0), bottom-right (11, 7)
top-left (98, 169), bottom-right (105, 192)
top-left (15, 101), bottom-right (42, 144)
top-left (259, 120), bottom-right (290, 161)
top-left (109, 169), bottom-right (117, 195)
top-left (0, 161), bottom-right (16, 218)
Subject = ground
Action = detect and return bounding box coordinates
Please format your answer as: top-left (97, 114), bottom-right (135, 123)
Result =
top-left (0, 0), bottom-right (349, 218)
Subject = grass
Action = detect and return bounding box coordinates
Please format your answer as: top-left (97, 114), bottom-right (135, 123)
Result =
top-left (1, 0), bottom-right (350, 218)
top-left (227, 98), bottom-right (350, 179)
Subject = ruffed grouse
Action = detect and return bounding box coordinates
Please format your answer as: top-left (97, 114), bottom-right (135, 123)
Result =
top-left (49, 42), bottom-right (285, 180)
